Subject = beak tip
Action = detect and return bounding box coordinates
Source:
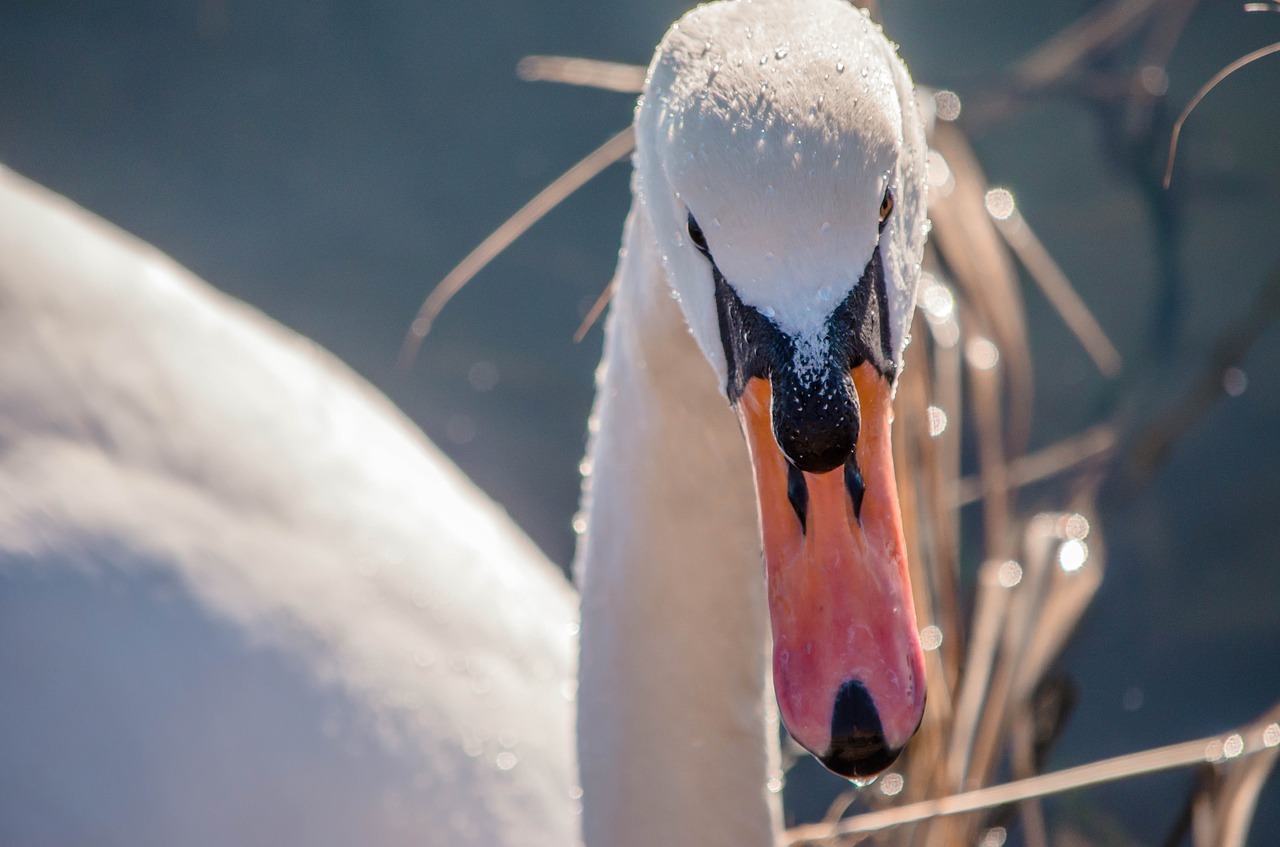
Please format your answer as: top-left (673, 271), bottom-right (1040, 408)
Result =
top-left (816, 678), bottom-right (913, 781)
top-left (818, 739), bottom-right (904, 782)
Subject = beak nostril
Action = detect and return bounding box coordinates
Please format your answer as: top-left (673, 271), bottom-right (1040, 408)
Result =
top-left (844, 459), bottom-right (865, 523)
top-left (786, 462), bottom-right (808, 530)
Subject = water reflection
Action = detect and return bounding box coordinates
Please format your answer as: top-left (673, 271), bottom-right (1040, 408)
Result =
top-left (1222, 366), bottom-right (1248, 397)
top-left (983, 188), bottom-right (1015, 221)
top-left (926, 149), bottom-right (954, 197)
top-left (925, 404), bottom-right (948, 437)
top-left (997, 559), bottom-right (1023, 588)
top-left (879, 772), bottom-right (905, 796)
top-left (1058, 539), bottom-right (1088, 572)
top-left (965, 337), bottom-right (1000, 370)
top-left (1060, 513), bottom-right (1091, 541)
top-left (917, 273), bottom-right (956, 321)
top-left (468, 360), bottom-right (500, 392)
top-left (934, 90), bottom-right (962, 122)
top-left (978, 826), bottom-right (1007, 847)
top-left (1264, 723), bottom-right (1280, 748)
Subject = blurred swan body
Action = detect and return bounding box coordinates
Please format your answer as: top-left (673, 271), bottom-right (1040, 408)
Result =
top-left (0, 165), bottom-right (578, 847)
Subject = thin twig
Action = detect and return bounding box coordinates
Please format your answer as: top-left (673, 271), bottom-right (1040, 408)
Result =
top-left (787, 703), bottom-right (1280, 844)
top-left (953, 424), bottom-right (1117, 506)
top-left (517, 56), bottom-right (647, 93)
top-left (994, 210), bottom-right (1123, 377)
top-left (573, 279), bottom-right (616, 342)
top-left (1163, 41), bottom-right (1280, 188)
top-left (1123, 261), bottom-right (1280, 486)
top-left (1011, 0), bottom-right (1163, 90)
top-left (400, 127), bottom-right (635, 366)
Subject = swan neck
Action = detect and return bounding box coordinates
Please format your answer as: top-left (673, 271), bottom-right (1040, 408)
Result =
top-left (575, 205), bottom-right (781, 847)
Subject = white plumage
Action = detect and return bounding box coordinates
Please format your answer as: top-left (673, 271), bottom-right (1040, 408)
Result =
top-left (0, 165), bottom-right (578, 846)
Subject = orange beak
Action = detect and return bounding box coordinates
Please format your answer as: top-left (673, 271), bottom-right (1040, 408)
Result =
top-left (737, 362), bottom-right (925, 780)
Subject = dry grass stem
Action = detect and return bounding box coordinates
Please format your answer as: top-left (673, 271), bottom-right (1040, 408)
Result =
top-left (400, 126), bottom-right (634, 365)
top-left (993, 211), bottom-right (1123, 377)
top-left (573, 279), bottom-right (616, 342)
top-left (516, 56), bottom-right (647, 93)
top-left (1164, 41), bottom-right (1280, 188)
top-left (952, 424), bottom-right (1116, 507)
top-left (786, 703), bottom-right (1280, 844)
top-left (1010, 0), bottom-right (1162, 90)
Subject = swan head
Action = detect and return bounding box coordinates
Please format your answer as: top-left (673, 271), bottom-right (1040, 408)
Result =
top-left (635, 0), bottom-right (928, 779)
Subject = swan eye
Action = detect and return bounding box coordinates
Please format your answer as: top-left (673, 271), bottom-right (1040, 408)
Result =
top-left (687, 214), bottom-right (710, 254)
top-left (878, 190), bottom-right (894, 229)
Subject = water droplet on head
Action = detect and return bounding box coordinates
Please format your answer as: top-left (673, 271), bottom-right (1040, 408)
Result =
top-left (774, 45), bottom-right (788, 60)
top-left (836, 60), bottom-right (845, 73)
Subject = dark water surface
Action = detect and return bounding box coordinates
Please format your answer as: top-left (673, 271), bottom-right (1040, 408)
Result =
top-left (3, 0), bottom-right (1278, 841)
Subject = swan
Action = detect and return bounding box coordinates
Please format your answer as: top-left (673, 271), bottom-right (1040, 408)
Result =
top-left (578, 1), bottom-right (926, 842)
top-left (0, 0), bottom-right (927, 845)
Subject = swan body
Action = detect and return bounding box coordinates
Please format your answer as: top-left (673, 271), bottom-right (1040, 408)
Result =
top-left (0, 165), bottom-right (578, 847)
